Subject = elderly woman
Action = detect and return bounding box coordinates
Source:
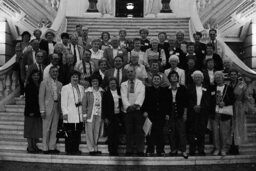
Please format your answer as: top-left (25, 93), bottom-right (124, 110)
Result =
top-left (15, 31), bottom-right (32, 98)
top-left (82, 74), bottom-right (104, 155)
top-left (130, 38), bottom-right (145, 65)
top-left (211, 71), bottom-right (235, 156)
top-left (144, 38), bottom-right (166, 68)
top-left (139, 28), bottom-right (150, 52)
top-left (100, 32), bottom-right (111, 51)
top-left (187, 70), bottom-right (210, 156)
top-left (228, 70), bottom-right (247, 155)
top-left (90, 39), bottom-right (104, 70)
top-left (164, 55), bottom-right (185, 86)
top-left (61, 70), bottom-right (84, 155)
top-left (102, 77), bottom-right (122, 156)
top-left (24, 70), bottom-right (42, 153)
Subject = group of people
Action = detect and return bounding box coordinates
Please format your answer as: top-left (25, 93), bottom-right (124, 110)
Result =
top-left (17, 25), bottom-right (249, 158)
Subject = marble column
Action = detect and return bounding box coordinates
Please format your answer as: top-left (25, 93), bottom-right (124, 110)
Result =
top-left (160, 0), bottom-right (172, 13)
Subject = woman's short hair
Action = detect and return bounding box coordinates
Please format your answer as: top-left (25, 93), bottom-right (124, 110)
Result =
top-left (61, 32), bottom-right (70, 39)
top-left (214, 71), bottom-right (224, 78)
top-left (101, 31), bottom-right (110, 40)
top-left (191, 70), bottom-right (204, 80)
top-left (91, 39), bottom-right (101, 45)
top-left (90, 73), bottom-right (102, 85)
top-left (69, 70), bottom-right (81, 80)
top-left (139, 28), bottom-right (149, 35)
top-left (150, 37), bottom-right (159, 44)
top-left (168, 70), bottom-right (179, 81)
top-left (108, 77), bottom-right (118, 85)
top-left (169, 55), bottom-right (180, 64)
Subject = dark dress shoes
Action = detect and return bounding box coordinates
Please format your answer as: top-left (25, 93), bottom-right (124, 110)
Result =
top-left (27, 148), bottom-right (36, 154)
top-left (49, 149), bottom-right (60, 154)
top-left (182, 152), bottom-right (189, 159)
top-left (43, 150), bottom-right (50, 154)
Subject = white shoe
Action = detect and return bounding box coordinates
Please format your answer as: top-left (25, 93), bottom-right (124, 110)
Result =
top-left (221, 151), bottom-right (226, 156)
top-left (213, 150), bottom-right (220, 156)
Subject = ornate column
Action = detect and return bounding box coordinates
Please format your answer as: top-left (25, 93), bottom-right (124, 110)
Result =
top-left (160, 0), bottom-right (172, 13)
top-left (87, 0), bottom-right (99, 12)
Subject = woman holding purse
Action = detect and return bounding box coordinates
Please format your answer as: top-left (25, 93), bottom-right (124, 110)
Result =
top-left (61, 70), bottom-right (84, 155)
top-left (212, 71), bottom-right (235, 156)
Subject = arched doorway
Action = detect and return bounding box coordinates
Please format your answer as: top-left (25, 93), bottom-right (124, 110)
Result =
top-left (116, 0), bottom-right (144, 17)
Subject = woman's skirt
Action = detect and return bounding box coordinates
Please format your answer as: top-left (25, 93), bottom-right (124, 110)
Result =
top-left (24, 116), bottom-right (42, 138)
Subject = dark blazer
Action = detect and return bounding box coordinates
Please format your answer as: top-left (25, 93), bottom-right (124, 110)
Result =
top-left (24, 83), bottom-right (41, 117)
top-left (103, 47), bottom-right (128, 68)
top-left (102, 89), bottom-right (122, 120)
top-left (195, 42), bottom-right (206, 69)
top-left (25, 63), bottom-right (45, 82)
top-left (142, 86), bottom-right (170, 121)
top-left (39, 39), bottom-right (56, 65)
top-left (103, 68), bottom-right (128, 87)
top-left (58, 64), bottom-right (74, 85)
top-left (140, 39), bottom-right (151, 52)
top-left (203, 69), bottom-right (216, 92)
top-left (211, 84), bottom-right (235, 120)
top-left (167, 85), bottom-right (188, 119)
top-left (202, 53), bottom-right (223, 71)
top-left (187, 84), bottom-right (211, 120)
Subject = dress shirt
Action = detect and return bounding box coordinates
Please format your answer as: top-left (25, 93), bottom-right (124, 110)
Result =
top-left (48, 43), bottom-right (54, 55)
top-left (110, 90), bottom-right (120, 114)
top-left (114, 68), bottom-right (122, 85)
top-left (90, 49), bottom-right (104, 60)
top-left (208, 69), bottom-right (214, 84)
top-left (196, 86), bottom-right (203, 106)
top-left (50, 78), bottom-right (58, 101)
top-left (169, 84), bottom-right (180, 103)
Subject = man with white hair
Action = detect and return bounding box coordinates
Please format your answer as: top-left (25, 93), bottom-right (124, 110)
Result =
top-left (187, 70), bottom-right (211, 156)
top-left (121, 66), bottom-right (145, 156)
top-left (164, 55), bottom-right (185, 85)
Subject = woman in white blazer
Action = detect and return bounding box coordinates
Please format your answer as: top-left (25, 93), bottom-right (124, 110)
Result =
top-left (61, 70), bottom-right (84, 155)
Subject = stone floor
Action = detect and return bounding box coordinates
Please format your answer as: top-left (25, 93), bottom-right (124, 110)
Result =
top-left (0, 161), bottom-right (256, 171)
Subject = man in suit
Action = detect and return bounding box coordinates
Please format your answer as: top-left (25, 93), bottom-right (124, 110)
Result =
top-left (104, 56), bottom-right (128, 88)
top-left (39, 29), bottom-right (56, 65)
top-left (121, 66), bottom-right (145, 156)
top-left (58, 53), bottom-right (75, 85)
top-left (187, 70), bottom-right (211, 156)
top-left (208, 29), bottom-right (225, 58)
top-left (142, 74), bottom-right (169, 156)
top-left (103, 37), bottom-right (128, 68)
top-left (193, 32), bottom-right (206, 70)
top-left (39, 66), bottom-right (62, 154)
top-left (70, 34), bottom-right (84, 66)
top-left (25, 50), bottom-right (45, 84)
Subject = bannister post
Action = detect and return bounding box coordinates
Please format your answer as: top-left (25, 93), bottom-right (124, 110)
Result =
top-left (87, 0), bottom-right (99, 12)
top-left (160, 0), bottom-right (172, 13)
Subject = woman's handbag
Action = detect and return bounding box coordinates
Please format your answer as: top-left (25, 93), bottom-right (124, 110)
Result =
top-left (216, 86), bottom-right (233, 116)
top-left (216, 105), bottom-right (233, 116)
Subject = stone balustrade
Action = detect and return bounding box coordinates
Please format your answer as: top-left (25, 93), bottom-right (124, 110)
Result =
top-left (0, 60), bottom-right (19, 101)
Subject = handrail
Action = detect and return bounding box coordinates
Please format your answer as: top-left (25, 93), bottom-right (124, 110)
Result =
top-left (0, 0), bottom-right (67, 109)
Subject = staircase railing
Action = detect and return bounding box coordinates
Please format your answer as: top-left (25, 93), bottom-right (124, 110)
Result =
top-left (0, 0), bottom-right (67, 110)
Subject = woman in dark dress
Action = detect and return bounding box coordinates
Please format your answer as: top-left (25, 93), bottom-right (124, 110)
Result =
top-left (24, 70), bottom-right (42, 153)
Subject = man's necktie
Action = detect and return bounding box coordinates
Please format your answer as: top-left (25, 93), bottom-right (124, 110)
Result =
top-left (117, 69), bottom-right (120, 85)
top-left (73, 45), bottom-right (77, 65)
top-left (130, 80), bottom-right (134, 93)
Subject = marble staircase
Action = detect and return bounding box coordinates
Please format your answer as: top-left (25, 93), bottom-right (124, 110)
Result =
top-left (66, 17), bottom-right (190, 40)
top-left (0, 97), bottom-right (256, 165)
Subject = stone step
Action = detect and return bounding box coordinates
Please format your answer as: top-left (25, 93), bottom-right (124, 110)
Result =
top-left (67, 17), bottom-right (190, 22)
top-left (0, 140), bottom-right (255, 155)
top-left (0, 148), bottom-right (255, 165)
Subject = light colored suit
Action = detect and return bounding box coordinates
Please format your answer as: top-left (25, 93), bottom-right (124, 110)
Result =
top-left (121, 79), bottom-right (145, 113)
top-left (61, 83), bottom-right (84, 123)
top-left (164, 67), bottom-right (185, 86)
top-left (39, 78), bottom-right (62, 151)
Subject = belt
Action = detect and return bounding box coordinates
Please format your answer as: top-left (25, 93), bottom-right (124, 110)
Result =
top-left (54, 100), bottom-right (58, 103)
